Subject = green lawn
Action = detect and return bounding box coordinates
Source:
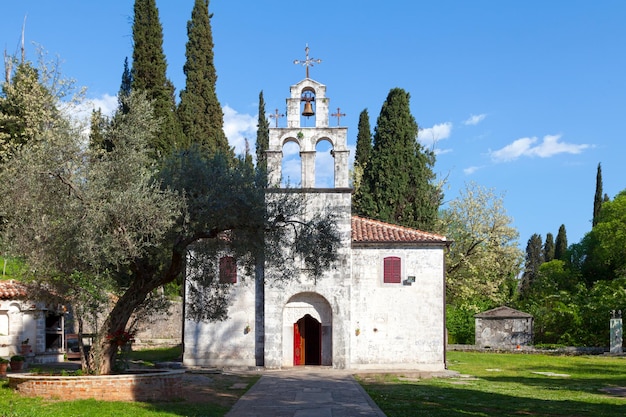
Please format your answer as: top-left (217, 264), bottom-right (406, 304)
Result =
top-left (358, 351), bottom-right (626, 417)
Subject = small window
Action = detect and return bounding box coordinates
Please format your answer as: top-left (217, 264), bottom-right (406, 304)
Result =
top-left (383, 256), bottom-right (401, 284)
top-left (219, 256), bottom-right (237, 284)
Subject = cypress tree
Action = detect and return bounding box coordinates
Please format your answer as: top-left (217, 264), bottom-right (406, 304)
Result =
top-left (354, 88), bottom-right (441, 231)
top-left (131, 0), bottom-right (182, 156)
top-left (521, 233), bottom-right (543, 295)
top-left (88, 108), bottom-right (113, 153)
top-left (118, 57), bottom-right (132, 115)
top-left (351, 108), bottom-right (372, 203)
top-left (354, 109), bottom-right (372, 168)
top-left (554, 224), bottom-right (568, 261)
top-left (255, 91), bottom-right (269, 178)
top-left (593, 162), bottom-right (603, 227)
top-left (178, 0), bottom-right (231, 156)
top-left (543, 232), bottom-right (555, 262)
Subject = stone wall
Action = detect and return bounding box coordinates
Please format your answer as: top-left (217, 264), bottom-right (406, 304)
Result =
top-left (475, 317), bottom-right (533, 348)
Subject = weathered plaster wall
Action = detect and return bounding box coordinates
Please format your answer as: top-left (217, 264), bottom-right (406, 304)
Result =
top-left (350, 246), bottom-right (446, 371)
top-left (264, 191), bottom-right (353, 369)
top-left (475, 317), bottom-right (533, 348)
top-left (183, 278), bottom-right (257, 367)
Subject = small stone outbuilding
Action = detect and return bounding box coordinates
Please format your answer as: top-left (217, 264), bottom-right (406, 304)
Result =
top-left (0, 280), bottom-right (67, 363)
top-left (475, 306), bottom-right (533, 348)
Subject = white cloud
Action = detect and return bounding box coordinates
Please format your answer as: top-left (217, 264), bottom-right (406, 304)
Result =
top-left (418, 122), bottom-right (452, 148)
top-left (490, 134), bottom-right (590, 162)
top-left (463, 113), bottom-right (486, 126)
top-left (89, 94), bottom-right (118, 117)
top-left (222, 105), bottom-right (257, 157)
top-left (463, 165), bottom-right (483, 175)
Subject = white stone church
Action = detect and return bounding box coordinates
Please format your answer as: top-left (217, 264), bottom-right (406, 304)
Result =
top-left (183, 67), bottom-right (449, 371)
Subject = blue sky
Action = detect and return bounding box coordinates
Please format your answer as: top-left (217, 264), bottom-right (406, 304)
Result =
top-left (2, 1), bottom-right (624, 249)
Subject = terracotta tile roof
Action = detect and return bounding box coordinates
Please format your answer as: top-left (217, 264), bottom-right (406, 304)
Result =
top-left (475, 306), bottom-right (533, 319)
top-left (351, 216), bottom-right (448, 245)
top-left (0, 280), bottom-right (28, 299)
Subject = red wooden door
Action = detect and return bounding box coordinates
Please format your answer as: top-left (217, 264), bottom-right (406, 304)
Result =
top-left (293, 322), bottom-right (303, 365)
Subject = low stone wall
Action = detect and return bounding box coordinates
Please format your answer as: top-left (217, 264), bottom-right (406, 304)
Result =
top-left (448, 344), bottom-right (606, 355)
top-left (8, 369), bottom-right (184, 402)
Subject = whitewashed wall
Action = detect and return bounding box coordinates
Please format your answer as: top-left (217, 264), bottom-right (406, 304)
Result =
top-left (183, 278), bottom-right (257, 367)
top-left (349, 246), bottom-right (446, 371)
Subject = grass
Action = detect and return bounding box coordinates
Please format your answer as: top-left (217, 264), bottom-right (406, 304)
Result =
top-left (358, 351), bottom-right (626, 417)
top-left (0, 345), bottom-right (258, 417)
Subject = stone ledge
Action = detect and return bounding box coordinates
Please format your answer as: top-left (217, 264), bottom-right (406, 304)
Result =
top-left (8, 369), bottom-right (184, 402)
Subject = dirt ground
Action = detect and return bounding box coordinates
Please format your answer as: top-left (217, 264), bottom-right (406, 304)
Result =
top-left (180, 371), bottom-right (259, 406)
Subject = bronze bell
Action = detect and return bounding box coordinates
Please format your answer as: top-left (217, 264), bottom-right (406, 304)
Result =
top-left (302, 101), bottom-right (315, 117)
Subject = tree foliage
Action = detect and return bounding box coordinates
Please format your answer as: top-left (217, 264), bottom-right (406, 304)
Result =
top-left (520, 233), bottom-right (543, 296)
top-left (177, 0), bottom-right (230, 156)
top-left (593, 162), bottom-right (603, 227)
top-left (554, 224), bottom-right (568, 261)
top-left (543, 232), bottom-right (555, 262)
top-left (0, 52), bottom-right (82, 162)
top-left (353, 88), bottom-right (442, 231)
top-left (0, 83), bottom-right (341, 374)
top-left (255, 90), bottom-right (269, 175)
top-left (581, 190), bottom-right (626, 283)
top-left (131, 0), bottom-right (182, 155)
top-left (442, 182), bottom-right (523, 307)
top-left (351, 108), bottom-right (372, 196)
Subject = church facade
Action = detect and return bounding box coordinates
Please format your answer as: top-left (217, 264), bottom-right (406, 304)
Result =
top-left (183, 71), bottom-right (449, 371)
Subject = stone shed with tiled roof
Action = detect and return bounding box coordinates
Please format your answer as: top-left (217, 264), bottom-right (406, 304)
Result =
top-left (1, 281), bottom-right (67, 362)
top-left (475, 306), bottom-right (533, 348)
top-left (184, 71), bottom-right (451, 372)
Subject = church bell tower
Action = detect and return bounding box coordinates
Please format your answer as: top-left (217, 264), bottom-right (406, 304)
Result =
top-left (266, 45), bottom-right (350, 190)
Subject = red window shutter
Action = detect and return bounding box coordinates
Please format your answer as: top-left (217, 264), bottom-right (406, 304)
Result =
top-left (384, 256), bottom-right (401, 283)
top-left (219, 256), bottom-right (237, 284)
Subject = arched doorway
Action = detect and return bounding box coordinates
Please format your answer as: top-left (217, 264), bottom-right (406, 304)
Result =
top-left (294, 314), bottom-right (321, 365)
top-left (282, 292), bottom-right (332, 366)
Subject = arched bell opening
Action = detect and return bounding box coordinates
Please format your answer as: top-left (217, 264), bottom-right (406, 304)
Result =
top-left (314, 139), bottom-right (335, 188)
top-left (281, 140), bottom-right (301, 187)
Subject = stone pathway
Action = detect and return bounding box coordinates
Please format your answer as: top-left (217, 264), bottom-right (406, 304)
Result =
top-left (225, 368), bottom-right (386, 417)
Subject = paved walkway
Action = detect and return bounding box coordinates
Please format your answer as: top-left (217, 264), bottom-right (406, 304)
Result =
top-left (225, 368), bottom-right (387, 417)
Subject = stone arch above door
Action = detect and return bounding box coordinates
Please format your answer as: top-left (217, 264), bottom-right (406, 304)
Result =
top-left (282, 292), bottom-right (332, 366)
top-left (283, 292), bottom-right (331, 326)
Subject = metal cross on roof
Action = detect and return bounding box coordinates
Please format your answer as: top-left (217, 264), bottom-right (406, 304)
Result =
top-left (331, 107), bottom-right (346, 126)
top-left (293, 44), bottom-right (322, 79)
top-left (269, 108), bottom-right (285, 127)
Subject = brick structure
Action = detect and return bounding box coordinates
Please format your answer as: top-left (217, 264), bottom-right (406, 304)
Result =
top-left (8, 370), bottom-right (184, 401)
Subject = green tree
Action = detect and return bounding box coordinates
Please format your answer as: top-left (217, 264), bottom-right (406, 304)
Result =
top-left (593, 162), bottom-right (603, 227)
top-left (88, 108), bottom-right (112, 153)
top-left (521, 233), bottom-right (543, 296)
top-left (354, 108), bottom-right (372, 167)
top-left (442, 182), bottom-right (523, 306)
top-left (0, 62), bottom-right (60, 161)
top-left (554, 224), bottom-right (568, 261)
top-left (177, 0), bottom-right (230, 156)
top-left (543, 232), bottom-right (555, 262)
top-left (131, 0), bottom-right (182, 155)
top-left (354, 88), bottom-right (442, 231)
top-left (118, 57), bottom-right (132, 115)
top-left (582, 190), bottom-right (626, 283)
top-left (255, 90), bottom-right (269, 176)
top-left (351, 108), bottom-right (372, 196)
top-left (0, 89), bottom-right (341, 374)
